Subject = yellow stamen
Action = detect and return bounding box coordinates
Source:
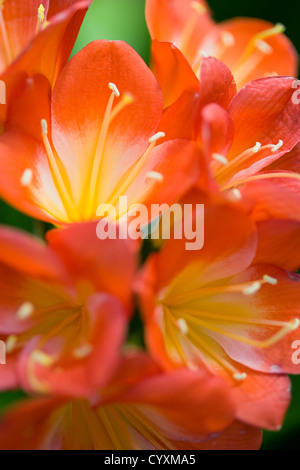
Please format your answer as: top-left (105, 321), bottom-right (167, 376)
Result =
top-left (220, 31), bottom-right (235, 47)
top-left (17, 302), bottom-right (35, 320)
top-left (263, 275), bottom-right (278, 286)
top-left (180, 2), bottom-right (206, 56)
top-left (41, 119), bottom-right (79, 221)
top-left (109, 92), bottom-right (134, 122)
top-left (186, 324), bottom-right (246, 379)
top-left (183, 312), bottom-right (300, 349)
top-left (107, 132), bottom-right (165, 209)
top-left (36, 4), bottom-right (46, 35)
top-left (233, 23), bottom-right (285, 85)
top-left (20, 169), bottom-right (33, 187)
top-left (73, 343), bottom-right (93, 359)
top-left (215, 142), bottom-right (277, 183)
top-left (163, 278), bottom-right (273, 306)
top-left (32, 350), bottom-right (55, 367)
top-left (37, 4), bottom-right (45, 23)
top-left (242, 281), bottom-right (262, 296)
top-left (222, 171), bottom-right (300, 191)
top-left (6, 335), bottom-right (17, 354)
top-left (212, 153), bottom-right (228, 166)
top-left (147, 171), bottom-right (164, 182)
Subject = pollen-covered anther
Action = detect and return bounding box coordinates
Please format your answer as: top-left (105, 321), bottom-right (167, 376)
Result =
top-left (242, 281), bottom-right (262, 296)
top-left (0, 0), bottom-right (5, 11)
top-left (271, 140), bottom-right (284, 152)
top-left (37, 4), bottom-right (45, 23)
top-left (73, 343), bottom-right (93, 359)
top-left (252, 142), bottom-right (262, 153)
top-left (149, 132), bottom-right (165, 144)
top-left (255, 39), bottom-right (273, 55)
top-left (32, 350), bottom-right (55, 367)
top-left (20, 169), bottom-right (33, 187)
top-left (147, 171), bottom-right (164, 182)
top-left (212, 153), bottom-right (228, 165)
top-left (108, 82), bottom-right (120, 98)
top-left (190, 1), bottom-right (207, 14)
top-left (263, 274), bottom-right (278, 286)
top-left (290, 318), bottom-right (300, 331)
top-left (17, 302), bottom-right (35, 320)
top-left (232, 188), bottom-right (242, 200)
top-left (41, 118), bottom-right (48, 136)
top-left (6, 335), bottom-right (17, 354)
top-left (220, 31), bottom-right (235, 47)
top-left (233, 372), bottom-right (247, 382)
top-left (177, 318), bottom-right (189, 335)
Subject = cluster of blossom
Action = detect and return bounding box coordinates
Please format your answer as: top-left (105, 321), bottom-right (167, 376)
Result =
top-left (0, 0), bottom-right (299, 450)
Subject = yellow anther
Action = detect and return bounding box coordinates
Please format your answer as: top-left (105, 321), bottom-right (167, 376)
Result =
top-left (149, 132), bottom-right (165, 144)
top-left (177, 318), bottom-right (189, 335)
top-left (233, 372), bottom-right (247, 382)
top-left (212, 153), bottom-right (229, 165)
top-left (6, 335), bottom-right (17, 354)
top-left (271, 140), bottom-right (284, 152)
top-left (190, 1), bottom-right (207, 14)
top-left (37, 4), bottom-right (45, 23)
top-left (108, 82), bottom-right (120, 98)
top-left (73, 344), bottom-right (93, 359)
top-left (20, 169), bottom-right (33, 187)
top-left (147, 171), bottom-right (164, 182)
top-left (17, 302), bottom-right (34, 320)
top-left (220, 31), bottom-right (235, 47)
top-left (252, 142), bottom-right (262, 153)
top-left (263, 275), bottom-right (278, 286)
top-left (32, 351), bottom-right (55, 367)
top-left (242, 281), bottom-right (262, 296)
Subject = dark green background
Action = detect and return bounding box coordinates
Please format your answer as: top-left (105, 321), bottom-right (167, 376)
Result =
top-left (1, 0), bottom-right (300, 450)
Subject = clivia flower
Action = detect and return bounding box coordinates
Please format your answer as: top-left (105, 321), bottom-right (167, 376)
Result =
top-left (137, 196), bottom-right (300, 430)
top-left (0, 222), bottom-right (138, 397)
top-left (0, 40), bottom-right (198, 225)
top-left (146, 0), bottom-right (298, 104)
top-left (159, 57), bottom-right (300, 233)
top-left (0, 351), bottom-right (262, 450)
top-left (0, 0), bottom-right (92, 126)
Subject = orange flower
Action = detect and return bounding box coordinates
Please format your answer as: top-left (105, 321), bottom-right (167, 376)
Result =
top-left (0, 352), bottom-right (261, 450)
top-left (137, 196), bottom-right (300, 430)
top-left (146, 0), bottom-right (298, 105)
top-left (0, 0), bottom-right (92, 126)
top-left (159, 59), bottom-right (300, 238)
top-left (0, 40), bottom-right (198, 224)
top-left (0, 222), bottom-right (138, 397)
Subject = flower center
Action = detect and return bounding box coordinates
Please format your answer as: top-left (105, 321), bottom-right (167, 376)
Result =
top-left (29, 83), bottom-right (165, 223)
top-left (6, 299), bottom-right (92, 392)
top-left (158, 273), bottom-right (299, 382)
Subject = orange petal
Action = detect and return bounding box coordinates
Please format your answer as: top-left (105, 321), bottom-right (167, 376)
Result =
top-left (18, 293), bottom-right (127, 397)
top-left (2, 0), bottom-right (92, 86)
top-left (201, 18), bottom-right (298, 89)
top-left (151, 40), bottom-right (199, 108)
top-left (146, 0), bottom-right (214, 65)
top-left (254, 220), bottom-right (300, 271)
top-left (47, 222), bottom-right (138, 312)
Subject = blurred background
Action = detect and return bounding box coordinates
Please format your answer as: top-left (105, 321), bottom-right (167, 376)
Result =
top-left (1, 0), bottom-right (300, 450)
